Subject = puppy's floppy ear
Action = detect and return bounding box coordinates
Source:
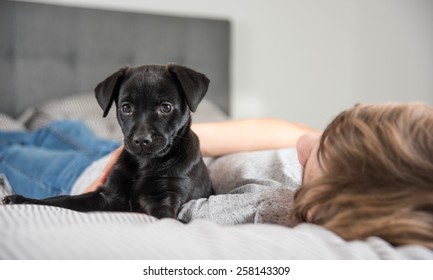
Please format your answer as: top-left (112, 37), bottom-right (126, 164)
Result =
top-left (94, 66), bottom-right (130, 117)
top-left (167, 63), bottom-right (210, 112)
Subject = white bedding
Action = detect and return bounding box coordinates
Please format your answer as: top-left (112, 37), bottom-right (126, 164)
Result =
top-left (1, 203), bottom-right (432, 259)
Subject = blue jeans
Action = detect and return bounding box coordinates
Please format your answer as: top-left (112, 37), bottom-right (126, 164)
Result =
top-left (0, 120), bottom-right (120, 198)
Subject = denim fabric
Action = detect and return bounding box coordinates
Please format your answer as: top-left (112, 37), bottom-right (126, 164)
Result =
top-left (0, 120), bottom-right (120, 198)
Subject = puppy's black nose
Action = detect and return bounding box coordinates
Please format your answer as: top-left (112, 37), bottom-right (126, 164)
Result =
top-left (133, 134), bottom-right (152, 146)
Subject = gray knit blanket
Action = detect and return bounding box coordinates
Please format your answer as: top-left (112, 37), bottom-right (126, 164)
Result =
top-left (179, 148), bottom-right (301, 226)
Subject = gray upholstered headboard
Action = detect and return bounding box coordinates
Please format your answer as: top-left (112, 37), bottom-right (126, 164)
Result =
top-left (0, 0), bottom-right (230, 118)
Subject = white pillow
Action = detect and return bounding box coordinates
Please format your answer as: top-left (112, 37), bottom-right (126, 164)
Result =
top-left (22, 93), bottom-right (122, 140)
top-left (0, 113), bottom-right (25, 131)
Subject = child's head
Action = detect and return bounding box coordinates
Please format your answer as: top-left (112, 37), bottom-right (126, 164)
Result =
top-left (293, 102), bottom-right (433, 249)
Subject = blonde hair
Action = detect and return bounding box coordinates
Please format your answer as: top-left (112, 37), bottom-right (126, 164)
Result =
top-left (292, 102), bottom-right (433, 249)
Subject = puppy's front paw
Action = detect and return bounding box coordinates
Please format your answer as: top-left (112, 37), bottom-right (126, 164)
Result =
top-left (2, 194), bottom-right (28, 205)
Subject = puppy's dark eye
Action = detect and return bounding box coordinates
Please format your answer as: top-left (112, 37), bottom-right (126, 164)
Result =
top-left (160, 102), bottom-right (173, 114)
top-left (121, 103), bottom-right (132, 114)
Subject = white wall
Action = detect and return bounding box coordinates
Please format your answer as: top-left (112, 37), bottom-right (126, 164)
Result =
top-left (16, 0), bottom-right (433, 129)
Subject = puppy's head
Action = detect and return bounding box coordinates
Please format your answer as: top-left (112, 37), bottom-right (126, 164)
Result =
top-left (94, 64), bottom-right (209, 157)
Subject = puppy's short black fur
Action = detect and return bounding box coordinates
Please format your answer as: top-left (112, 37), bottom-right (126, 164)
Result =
top-left (3, 64), bottom-right (213, 219)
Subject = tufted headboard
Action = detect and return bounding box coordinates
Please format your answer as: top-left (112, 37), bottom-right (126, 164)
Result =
top-left (0, 0), bottom-right (230, 118)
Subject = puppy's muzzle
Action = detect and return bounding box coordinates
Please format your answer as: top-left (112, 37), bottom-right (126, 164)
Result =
top-left (125, 126), bottom-right (170, 157)
top-left (133, 133), bottom-right (152, 147)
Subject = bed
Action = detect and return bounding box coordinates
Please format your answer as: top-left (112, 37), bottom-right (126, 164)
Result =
top-left (1, 0), bottom-right (432, 260)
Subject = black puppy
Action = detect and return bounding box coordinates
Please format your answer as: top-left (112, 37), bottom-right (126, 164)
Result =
top-left (3, 64), bottom-right (213, 219)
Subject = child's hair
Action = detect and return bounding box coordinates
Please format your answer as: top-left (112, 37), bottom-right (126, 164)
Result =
top-left (292, 102), bottom-right (433, 249)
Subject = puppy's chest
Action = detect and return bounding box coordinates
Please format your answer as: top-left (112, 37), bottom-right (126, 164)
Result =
top-left (129, 167), bottom-right (187, 214)
top-left (130, 164), bottom-right (184, 193)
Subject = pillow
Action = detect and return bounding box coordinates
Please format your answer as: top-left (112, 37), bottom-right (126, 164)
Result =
top-left (22, 93), bottom-right (122, 139)
top-left (0, 113), bottom-right (25, 131)
top-left (21, 93), bottom-right (228, 140)
top-left (192, 99), bottom-right (228, 123)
